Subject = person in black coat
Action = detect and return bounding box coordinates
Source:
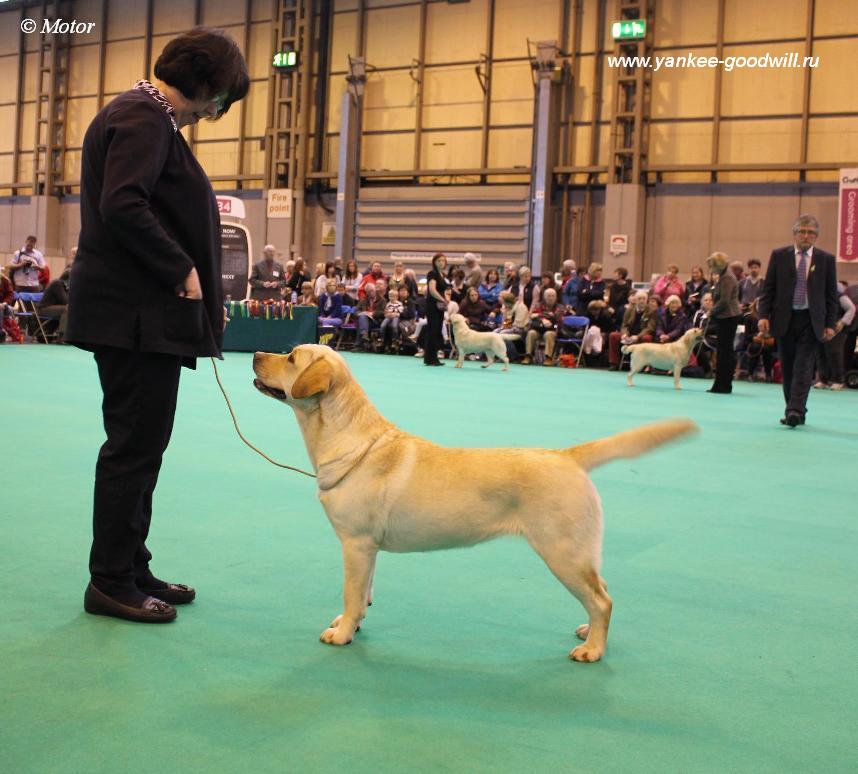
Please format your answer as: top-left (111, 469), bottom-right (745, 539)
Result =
top-left (66, 29), bottom-right (249, 623)
top-left (424, 253), bottom-right (449, 366)
top-left (757, 215), bottom-right (839, 427)
top-left (706, 252), bottom-right (741, 394)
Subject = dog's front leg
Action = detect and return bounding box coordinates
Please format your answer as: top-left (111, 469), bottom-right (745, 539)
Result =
top-left (321, 537), bottom-right (378, 646)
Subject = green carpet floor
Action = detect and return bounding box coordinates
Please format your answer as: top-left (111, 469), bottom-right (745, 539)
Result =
top-left (1, 345), bottom-right (856, 773)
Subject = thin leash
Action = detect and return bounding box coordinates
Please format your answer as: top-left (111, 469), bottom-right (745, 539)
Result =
top-left (209, 357), bottom-right (317, 479)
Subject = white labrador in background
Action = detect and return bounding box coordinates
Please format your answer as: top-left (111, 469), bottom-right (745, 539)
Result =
top-left (448, 313), bottom-right (510, 370)
top-left (253, 345), bottom-right (697, 662)
top-left (622, 327), bottom-right (704, 390)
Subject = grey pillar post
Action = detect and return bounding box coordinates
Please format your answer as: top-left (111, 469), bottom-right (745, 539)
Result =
top-left (334, 57), bottom-right (365, 264)
top-left (528, 41), bottom-right (560, 277)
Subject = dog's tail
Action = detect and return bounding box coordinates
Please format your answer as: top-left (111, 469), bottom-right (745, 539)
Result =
top-left (563, 418), bottom-right (698, 471)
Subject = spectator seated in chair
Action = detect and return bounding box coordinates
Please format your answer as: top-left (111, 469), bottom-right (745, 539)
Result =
top-left (685, 265), bottom-right (709, 316)
top-left (478, 268), bottom-right (504, 309)
top-left (509, 266), bottom-right (540, 310)
top-left (560, 259), bottom-right (580, 313)
top-left (523, 287), bottom-right (565, 366)
top-left (492, 290), bottom-right (529, 360)
top-left (380, 288), bottom-right (404, 352)
top-left (37, 266), bottom-right (71, 340)
top-left (356, 281), bottom-right (385, 349)
top-left (318, 279), bottom-right (344, 327)
top-left (395, 285), bottom-right (417, 349)
top-left (691, 292), bottom-right (717, 376)
top-left (653, 263), bottom-right (685, 305)
top-left (608, 290), bottom-right (656, 370)
top-left (459, 286), bottom-right (493, 332)
top-left (357, 261), bottom-right (386, 299)
top-left (577, 263), bottom-right (606, 309)
top-left (657, 294), bottom-right (689, 344)
top-left (297, 281), bottom-right (317, 306)
top-left (606, 266), bottom-right (631, 326)
top-left (582, 299), bottom-right (616, 363)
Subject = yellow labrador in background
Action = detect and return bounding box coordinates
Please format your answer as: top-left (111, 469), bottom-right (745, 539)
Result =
top-left (448, 313), bottom-right (510, 370)
top-left (622, 327), bottom-right (704, 390)
top-left (253, 345), bottom-right (696, 662)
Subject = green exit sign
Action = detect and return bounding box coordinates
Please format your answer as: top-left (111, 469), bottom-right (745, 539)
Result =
top-left (273, 51), bottom-right (299, 69)
top-left (612, 20), bottom-right (646, 40)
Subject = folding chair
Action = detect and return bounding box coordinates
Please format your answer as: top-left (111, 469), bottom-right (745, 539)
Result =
top-left (335, 306), bottom-right (357, 351)
top-left (14, 292), bottom-right (58, 342)
top-left (554, 315), bottom-right (590, 367)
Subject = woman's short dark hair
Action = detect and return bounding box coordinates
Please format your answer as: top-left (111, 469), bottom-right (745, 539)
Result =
top-left (154, 28), bottom-right (249, 117)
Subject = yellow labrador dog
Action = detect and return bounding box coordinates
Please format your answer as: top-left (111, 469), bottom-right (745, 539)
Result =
top-left (448, 313), bottom-right (510, 370)
top-left (253, 345), bottom-right (696, 662)
top-left (622, 327), bottom-right (704, 390)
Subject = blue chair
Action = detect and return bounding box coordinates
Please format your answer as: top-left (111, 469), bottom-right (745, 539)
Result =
top-left (14, 291), bottom-right (58, 342)
top-left (554, 315), bottom-right (590, 367)
top-left (335, 305), bottom-right (357, 351)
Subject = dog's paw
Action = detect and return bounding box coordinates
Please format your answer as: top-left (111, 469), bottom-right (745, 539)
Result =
top-left (320, 625), bottom-right (354, 645)
top-left (569, 644), bottom-right (603, 663)
top-left (575, 623), bottom-right (589, 640)
top-left (329, 613), bottom-right (361, 631)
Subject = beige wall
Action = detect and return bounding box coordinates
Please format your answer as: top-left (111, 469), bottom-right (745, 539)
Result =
top-left (1, 0), bottom-right (856, 191)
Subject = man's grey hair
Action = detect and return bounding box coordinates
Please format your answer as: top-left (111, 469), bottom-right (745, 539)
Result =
top-left (793, 214), bottom-right (820, 233)
top-left (562, 259), bottom-right (576, 271)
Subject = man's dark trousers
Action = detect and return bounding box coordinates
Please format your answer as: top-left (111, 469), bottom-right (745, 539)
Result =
top-left (778, 309), bottom-right (817, 418)
top-left (91, 347), bottom-right (182, 596)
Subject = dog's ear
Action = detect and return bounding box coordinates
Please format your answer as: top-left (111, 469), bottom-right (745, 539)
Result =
top-left (291, 358), bottom-right (334, 399)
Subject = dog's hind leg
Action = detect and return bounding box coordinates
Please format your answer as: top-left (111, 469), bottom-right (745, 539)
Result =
top-left (528, 537), bottom-right (612, 662)
top-left (321, 537), bottom-right (378, 646)
top-left (481, 353), bottom-right (494, 368)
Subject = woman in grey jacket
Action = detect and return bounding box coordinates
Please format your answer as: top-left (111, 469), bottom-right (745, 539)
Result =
top-left (707, 251), bottom-right (741, 394)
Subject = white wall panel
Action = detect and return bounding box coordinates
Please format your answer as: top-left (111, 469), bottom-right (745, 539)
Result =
top-left (68, 45), bottom-right (100, 97)
top-left (493, 0), bottom-right (561, 59)
top-left (0, 105), bottom-right (15, 153)
top-left (202, 0), bottom-right (247, 28)
top-left (66, 97), bottom-right (98, 146)
top-left (719, 43), bottom-right (804, 117)
top-left (106, 0), bottom-right (148, 40)
top-left (815, 0), bottom-right (858, 36)
top-left (651, 56), bottom-right (716, 119)
top-left (654, 0), bottom-right (718, 48)
top-left (153, 0), bottom-right (195, 34)
top-left (425, 0), bottom-right (486, 64)
top-left (361, 132), bottom-right (413, 171)
top-left (0, 54), bottom-right (17, 102)
top-left (104, 39), bottom-right (145, 94)
top-left (420, 130), bottom-right (480, 169)
top-left (809, 39), bottom-right (858, 114)
top-left (724, 0), bottom-right (806, 43)
top-left (807, 117), bottom-right (858, 163)
top-left (363, 71), bottom-right (416, 133)
top-left (330, 10), bottom-right (358, 70)
top-left (490, 61), bottom-right (532, 126)
top-left (421, 65), bottom-right (482, 129)
top-left (365, 5), bottom-right (419, 68)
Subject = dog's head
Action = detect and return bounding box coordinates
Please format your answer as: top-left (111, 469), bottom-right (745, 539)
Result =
top-left (449, 312), bottom-right (465, 326)
top-left (253, 345), bottom-right (344, 404)
top-left (684, 327), bottom-right (704, 343)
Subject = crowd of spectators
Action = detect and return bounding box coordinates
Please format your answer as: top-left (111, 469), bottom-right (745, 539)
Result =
top-left (5, 237), bottom-right (857, 390)
top-left (267, 248), bottom-right (856, 388)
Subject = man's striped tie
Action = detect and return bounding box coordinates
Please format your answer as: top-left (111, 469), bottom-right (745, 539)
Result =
top-left (793, 250), bottom-right (808, 308)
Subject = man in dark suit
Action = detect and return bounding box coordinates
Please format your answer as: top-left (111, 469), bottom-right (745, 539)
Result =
top-left (757, 215), bottom-right (839, 427)
top-left (249, 244), bottom-right (287, 300)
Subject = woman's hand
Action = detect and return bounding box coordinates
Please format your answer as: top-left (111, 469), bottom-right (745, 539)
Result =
top-left (180, 267), bottom-right (203, 299)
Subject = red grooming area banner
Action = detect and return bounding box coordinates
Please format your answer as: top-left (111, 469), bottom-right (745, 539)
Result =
top-left (837, 168), bottom-right (858, 263)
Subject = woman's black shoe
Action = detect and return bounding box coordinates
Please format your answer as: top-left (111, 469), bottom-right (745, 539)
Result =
top-left (426, 362), bottom-right (445, 366)
top-left (707, 387), bottom-right (731, 394)
top-left (138, 583), bottom-right (196, 605)
top-left (84, 583), bottom-right (177, 623)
